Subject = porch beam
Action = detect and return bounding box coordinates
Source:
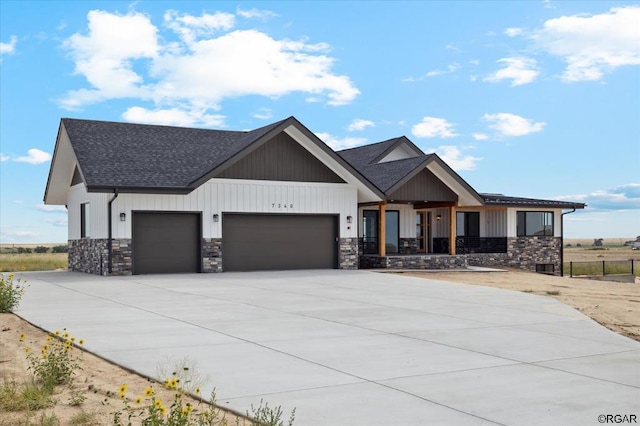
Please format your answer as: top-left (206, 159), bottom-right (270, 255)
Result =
top-left (413, 201), bottom-right (456, 210)
top-left (378, 201), bottom-right (387, 257)
top-left (449, 204), bottom-right (457, 255)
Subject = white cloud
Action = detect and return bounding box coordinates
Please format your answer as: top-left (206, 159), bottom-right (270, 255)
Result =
top-left (0, 153), bottom-right (9, 162)
top-left (411, 117), bottom-right (458, 139)
top-left (556, 183), bottom-right (640, 210)
top-left (532, 6), bottom-right (640, 82)
top-left (164, 10), bottom-right (235, 44)
top-left (347, 119), bottom-right (375, 132)
top-left (484, 57), bottom-right (539, 86)
top-left (122, 106), bottom-right (226, 127)
top-left (0, 35), bottom-right (17, 55)
top-left (483, 113), bottom-right (546, 137)
top-left (60, 10), bottom-right (359, 125)
top-left (426, 63), bottom-right (460, 77)
top-left (44, 217), bottom-right (69, 227)
top-left (504, 27), bottom-right (522, 37)
top-left (315, 132), bottom-right (367, 150)
top-left (472, 133), bottom-right (489, 141)
top-left (432, 145), bottom-right (482, 171)
top-left (13, 149), bottom-right (52, 164)
top-left (237, 8), bottom-right (278, 20)
top-left (34, 204), bottom-right (67, 213)
top-left (0, 229), bottom-right (39, 238)
top-left (252, 108), bottom-right (272, 120)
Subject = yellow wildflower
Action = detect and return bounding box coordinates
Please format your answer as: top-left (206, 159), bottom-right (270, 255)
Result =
top-left (19, 333), bottom-right (25, 342)
top-left (24, 347), bottom-right (31, 354)
top-left (78, 339), bottom-right (84, 345)
top-left (182, 403), bottom-right (193, 415)
top-left (159, 405), bottom-right (167, 416)
top-left (154, 399), bottom-right (163, 409)
top-left (21, 266), bottom-right (26, 271)
top-left (195, 385), bottom-right (200, 395)
top-left (70, 337), bottom-right (76, 343)
top-left (135, 397), bottom-right (142, 404)
top-left (8, 274), bottom-right (14, 280)
top-left (144, 387), bottom-right (154, 397)
top-left (55, 330), bottom-right (61, 336)
top-left (118, 384), bottom-right (127, 394)
top-left (46, 335), bottom-right (52, 342)
top-left (63, 332), bottom-right (70, 339)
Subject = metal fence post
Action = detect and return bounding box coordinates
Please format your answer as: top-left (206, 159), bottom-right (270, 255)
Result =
top-left (632, 259), bottom-right (634, 276)
top-left (570, 261), bottom-right (573, 278)
top-left (602, 260), bottom-right (606, 276)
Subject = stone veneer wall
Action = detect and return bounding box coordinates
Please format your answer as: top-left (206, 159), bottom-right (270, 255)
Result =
top-left (467, 236), bottom-right (562, 275)
top-left (339, 238), bottom-right (358, 270)
top-left (360, 254), bottom-right (467, 269)
top-left (68, 239), bottom-right (109, 275)
top-left (398, 238), bottom-right (418, 255)
top-left (202, 238), bottom-right (222, 272)
top-left (69, 239), bottom-right (133, 276)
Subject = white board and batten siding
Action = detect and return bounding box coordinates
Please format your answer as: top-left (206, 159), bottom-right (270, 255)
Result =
top-left (98, 178), bottom-right (357, 239)
top-left (68, 184), bottom-right (109, 240)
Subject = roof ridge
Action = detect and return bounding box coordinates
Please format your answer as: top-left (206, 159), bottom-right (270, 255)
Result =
top-left (336, 136), bottom-right (403, 152)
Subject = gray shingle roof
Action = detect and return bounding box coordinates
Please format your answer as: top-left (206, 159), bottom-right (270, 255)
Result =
top-left (481, 193), bottom-right (586, 209)
top-left (338, 137), bottom-right (405, 167)
top-left (62, 117), bottom-right (287, 191)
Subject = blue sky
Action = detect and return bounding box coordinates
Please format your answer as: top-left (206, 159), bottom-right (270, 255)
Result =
top-left (1, 1), bottom-right (639, 243)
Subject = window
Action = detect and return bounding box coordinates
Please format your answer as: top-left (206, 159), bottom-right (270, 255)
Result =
top-left (385, 211), bottom-right (399, 254)
top-left (517, 211), bottom-right (553, 236)
top-left (456, 212), bottom-right (479, 237)
top-left (80, 203), bottom-right (90, 238)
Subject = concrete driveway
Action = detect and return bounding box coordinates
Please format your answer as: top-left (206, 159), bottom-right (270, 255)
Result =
top-left (15, 270), bottom-right (640, 425)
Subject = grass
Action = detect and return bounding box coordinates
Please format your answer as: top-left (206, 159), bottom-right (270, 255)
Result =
top-left (546, 290), bottom-right (561, 296)
top-left (69, 411), bottom-right (98, 426)
top-left (563, 260), bottom-right (639, 277)
top-left (0, 380), bottom-right (55, 412)
top-left (0, 253), bottom-right (67, 272)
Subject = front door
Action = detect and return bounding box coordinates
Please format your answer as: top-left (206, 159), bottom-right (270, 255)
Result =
top-left (416, 212), bottom-right (432, 253)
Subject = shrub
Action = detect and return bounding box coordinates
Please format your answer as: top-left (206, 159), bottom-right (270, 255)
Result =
top-left (24, 328), bottom-right (84, 390)
top-left (34, 246), bottom-right (50, 253)
top-left (0, 272), bottom-right (27, 313)
top-left (51, 245), bottom-right (68, 254)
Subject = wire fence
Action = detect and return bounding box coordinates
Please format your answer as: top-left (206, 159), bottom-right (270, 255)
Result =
top-left (564, 260), bottom-right (637, 277)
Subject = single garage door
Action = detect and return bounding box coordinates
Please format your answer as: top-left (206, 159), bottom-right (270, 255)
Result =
top-left (223, 214), bottom-right (338, 271)
top-left (133, 212), bottom-right (200, 274)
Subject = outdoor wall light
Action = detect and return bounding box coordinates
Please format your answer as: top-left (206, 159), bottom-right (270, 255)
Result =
top-left (119, 212), bottom-right (126, 222)
top-left (346, 215), bottom-right (353, 224)
top-left (213, 214), bottom-right (220, 222)
top-left (436, 214), bottom-right (442, 221)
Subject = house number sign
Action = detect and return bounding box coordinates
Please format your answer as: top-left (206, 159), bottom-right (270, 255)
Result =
top-left (272, 203), bottom-right (294, 209)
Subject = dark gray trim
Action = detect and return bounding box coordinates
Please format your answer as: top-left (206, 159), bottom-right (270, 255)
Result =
top-left (71, 166), bottom-right (84, 186)
top-left (87, 186), bottom-right (193, 195)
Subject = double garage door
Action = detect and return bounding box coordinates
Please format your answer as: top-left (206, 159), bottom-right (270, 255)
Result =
top-left (132, 212), bottom-right (338, 274)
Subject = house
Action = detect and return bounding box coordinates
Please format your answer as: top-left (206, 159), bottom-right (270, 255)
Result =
top-left (44, 116), bottom-right (585, 276)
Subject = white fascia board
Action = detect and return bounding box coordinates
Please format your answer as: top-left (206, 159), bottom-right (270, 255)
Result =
top-left (426, 162), bottom-right (483, 206)
top-left (44, 125), bottom-right (78, 205)
top-left (284, 125), bottom-right (382, 203)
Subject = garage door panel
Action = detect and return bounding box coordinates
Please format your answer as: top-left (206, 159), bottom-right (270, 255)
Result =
top-left (223, 214), bottom-right (337, 271)
top-left (133, 213), bottom-right (200, 274)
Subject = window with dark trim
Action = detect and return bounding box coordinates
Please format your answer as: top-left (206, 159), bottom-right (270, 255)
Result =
top-left (456, 211), bottom-right (480, 237)
top-left (385, 210), bottom-right (400, 253)
top-left (80, 203), bottom-right (90, 238)
top-left (517, 211), bottom-right (553, 237)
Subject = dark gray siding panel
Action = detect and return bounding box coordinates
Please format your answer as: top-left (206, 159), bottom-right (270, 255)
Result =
top-left (217, 133), bottom-right (345, 183)
top-left (388, 168), bottom-right (457, 202)
top-left (223, 214), bottom-right (338, 271)
top-left (133, 212), bottom-right (200, 274)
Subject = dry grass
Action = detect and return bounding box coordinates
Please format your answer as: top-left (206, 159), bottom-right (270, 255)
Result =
top-left (0, 253), bottom-right (67, 273)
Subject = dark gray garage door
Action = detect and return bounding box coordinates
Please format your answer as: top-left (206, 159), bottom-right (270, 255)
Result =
top-left (133, 212), bottom-right (200, 274)
top-left (223, 214), bottom-right (338, 271)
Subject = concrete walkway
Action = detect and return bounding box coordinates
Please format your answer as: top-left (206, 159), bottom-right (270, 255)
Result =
top-left (14, 270), bottom-right (640, 425)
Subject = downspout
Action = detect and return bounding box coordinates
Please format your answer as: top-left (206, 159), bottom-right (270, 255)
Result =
top-left (108, 189), bottom-right (119, 275)
top-left (560, 207), bottom-right (576, 277)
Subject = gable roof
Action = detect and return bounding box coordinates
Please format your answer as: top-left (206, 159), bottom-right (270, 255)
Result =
top-left (44, 116), bottom-right (384, 204)
top-left (481, 194), bottom-right (586, 209)
top-left (338, 142), bottom-right (484, 205)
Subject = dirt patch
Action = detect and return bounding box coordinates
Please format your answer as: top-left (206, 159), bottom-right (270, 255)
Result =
top-left (400, 269), bottom-right (640, 342)
top-left (0, 313), bottom-right (248, 425)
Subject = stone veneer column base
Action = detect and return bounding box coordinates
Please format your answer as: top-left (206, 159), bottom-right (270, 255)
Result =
top-left (202, 238), bottom-right (222, 272)
top-left (68, 238), bottom-right (132, 276)
top-left (339, 238), bottom-right (358, 270)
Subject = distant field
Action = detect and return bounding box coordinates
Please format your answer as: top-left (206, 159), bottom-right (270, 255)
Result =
top-left (0, 243), bottom-right (68, 272)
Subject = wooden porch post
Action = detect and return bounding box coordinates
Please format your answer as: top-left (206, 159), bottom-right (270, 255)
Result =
top-left (378, 201), bottom-right (387, 256)
top-left (449, 204), bottom-right (457, 255)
